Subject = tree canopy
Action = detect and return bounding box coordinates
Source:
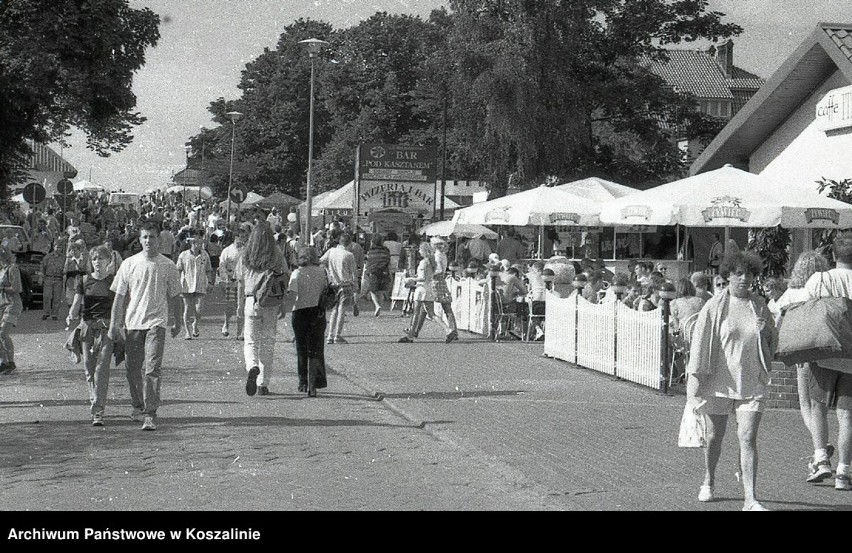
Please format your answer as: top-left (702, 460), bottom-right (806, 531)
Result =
top-left (0, 0), bottom-right (160, 191)
top-left (191, 0), bottom-right (742, 200)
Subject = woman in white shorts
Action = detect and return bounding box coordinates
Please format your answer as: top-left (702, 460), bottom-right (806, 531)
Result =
top-left (687, 251), bottom-right (777, 511)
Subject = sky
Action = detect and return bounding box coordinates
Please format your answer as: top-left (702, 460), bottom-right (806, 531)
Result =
top-left (57, 0), bottom-right (852, 194)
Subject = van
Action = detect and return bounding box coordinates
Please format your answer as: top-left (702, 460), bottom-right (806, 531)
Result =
top-left (108, 192), bottom-right (140, 211)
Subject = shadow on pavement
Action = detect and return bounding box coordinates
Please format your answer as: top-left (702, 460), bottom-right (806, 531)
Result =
top-left (382, 390), bottom-right (525, 400)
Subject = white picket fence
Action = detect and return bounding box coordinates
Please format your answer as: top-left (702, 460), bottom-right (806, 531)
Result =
top-left (544, 292), bottom-right (664, 391)
top-left (448, 278), bottom-right (491, 335)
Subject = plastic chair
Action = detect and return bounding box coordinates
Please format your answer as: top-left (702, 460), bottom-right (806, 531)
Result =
top-left (494, 294), bottom-right (520, 342)
top-left (524, 299), bottom-right (546, 341)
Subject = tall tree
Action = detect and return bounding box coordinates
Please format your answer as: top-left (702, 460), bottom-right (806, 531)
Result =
top-left (445, 0), bottom-right (740, 197)
top-left (0, 0), bottom-right (160, 192)
top-left (187, 19), bottom-right (333, 200)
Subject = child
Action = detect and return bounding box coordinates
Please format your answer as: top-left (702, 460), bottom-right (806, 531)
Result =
top-left (66, 245), bottom-right (117, 426)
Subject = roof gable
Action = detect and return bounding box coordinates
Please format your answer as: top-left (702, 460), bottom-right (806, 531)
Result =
top-left (691, 23), bottom-right (852, 175)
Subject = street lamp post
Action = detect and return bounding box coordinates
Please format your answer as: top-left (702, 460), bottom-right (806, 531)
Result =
top-left (183, 143), bottom-right (192, 204)
top-left (225, 111), bottom-right (243, 226)
top-left (299, 38), bottom-right (329, 246)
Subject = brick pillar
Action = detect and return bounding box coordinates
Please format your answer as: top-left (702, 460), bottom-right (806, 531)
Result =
top-left (767, 362), bottom-right (800, 410)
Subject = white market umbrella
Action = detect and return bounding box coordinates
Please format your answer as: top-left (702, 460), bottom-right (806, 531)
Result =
top-left (167, 185), bottom-right (214, 200)
top-left (453, 185), bottom-right (603, 227)
top-left (419, 220), bottom-right (498, 239)
top-left (218, 191), bottom-right (264, 209)
top-left (599, 165), bottom-right (852, 229)
top-left (555, 177), bottom-right (639, 202)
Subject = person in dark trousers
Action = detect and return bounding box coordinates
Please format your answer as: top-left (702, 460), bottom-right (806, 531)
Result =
top-left (289, 246), bottom-right (328, 397)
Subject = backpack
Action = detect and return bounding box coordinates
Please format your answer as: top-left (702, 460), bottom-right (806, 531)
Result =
top-left (253, 270), bottom-right (287, 308)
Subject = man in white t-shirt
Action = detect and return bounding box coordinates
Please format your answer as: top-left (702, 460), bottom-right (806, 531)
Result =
top-left (803, 233), bottom-right (852, 491)
top-left (108, 221), bottom-right (181, 431)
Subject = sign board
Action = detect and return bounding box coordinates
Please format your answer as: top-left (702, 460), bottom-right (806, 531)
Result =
top-left (63, 170), bottom-right (78, 179)
top-left (22, 183), bottom-right (46, 204)
top-left (816, 85), bottom-right (852, 132)
top-left (56, 179), bottom-right (74, 195)
top-left (356, 144), bottom-right (438, 223)
top-left (358, 144), bottom-right (437, 182)
top-left (230, 184), bottom-right (248, 204)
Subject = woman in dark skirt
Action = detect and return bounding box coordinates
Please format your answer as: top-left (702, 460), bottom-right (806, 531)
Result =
top-left (361, 234), bottom-right (391, 317)
top-left (288, 246), bottom-right (328, 397)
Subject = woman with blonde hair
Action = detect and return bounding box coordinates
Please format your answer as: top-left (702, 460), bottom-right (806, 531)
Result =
top-left (0, 248), bottom-right (23, 374)
top-left (776, 250), bottom-right (834, 483)
top-left (236, 223), bottom-right (289, 396)
top-left (288, 245), bottom-right (328, 397)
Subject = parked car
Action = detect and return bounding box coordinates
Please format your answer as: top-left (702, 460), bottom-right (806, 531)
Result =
top-left (0, 224), bottom-right (43, 308)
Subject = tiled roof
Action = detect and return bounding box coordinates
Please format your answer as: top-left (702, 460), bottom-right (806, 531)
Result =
top-left (644, 49), bottom-right (763, 100)
top-left (824, 26), bottom-right (852, 63)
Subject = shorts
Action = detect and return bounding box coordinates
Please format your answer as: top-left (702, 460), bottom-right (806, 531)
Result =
top-left (699, 397), bottom-right (764, 416)
top-left (808, 363), bottom-right (852, 411)
top-left (223, 283), bottom-right (238, 302)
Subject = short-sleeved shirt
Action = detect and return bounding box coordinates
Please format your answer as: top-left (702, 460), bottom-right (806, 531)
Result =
top-left (176, 249), bottom-right (212, 294)
top-left (110, 253), bottom-right (181, 330)
top-left (289, 265), bottom-right (328, 311)
top-left (77, 274), bottom-right (114, 320)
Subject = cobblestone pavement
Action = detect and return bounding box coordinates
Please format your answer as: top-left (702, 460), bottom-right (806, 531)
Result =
top-left (2, 292), bottom-right (851, 511)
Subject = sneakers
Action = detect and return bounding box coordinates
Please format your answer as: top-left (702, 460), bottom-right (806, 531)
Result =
top-left (836, 473), bottom-right (852, 491)
top-left (807, 460), bottom-right (833, 483)
top-left (130, 409), bottom-right (145, 422)
top-left (398, 336), bottom-right (413, 343)
top-left (141, 415), bottom-right (157, 431)
top-left (445, 330), bottom-right (459, 343)
top-left (92, 413), bottom-right (104, 427)
top-left (0, 362), bottom-right (15, 375)
top-left (352, 303), bottom-right (359, 317)
top-left (258, 386), bottom-right (269, 396)
top-left (245, 366), bottom-right (260, 396)
top-left (742, 501), bottom-right (769, 511)
top-left (334, 337), bottom-right (348, 344)
top-left (697, 485), bottom-right (714, 503)
top-left (374, 307), bottom-right (382, 317)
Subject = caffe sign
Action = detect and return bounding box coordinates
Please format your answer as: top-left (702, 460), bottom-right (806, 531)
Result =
top-left (816, 85), bottom-right (852, 132)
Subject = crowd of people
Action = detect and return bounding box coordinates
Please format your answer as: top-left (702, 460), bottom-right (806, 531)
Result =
top-left (1, 188), bottom-right (851, 511)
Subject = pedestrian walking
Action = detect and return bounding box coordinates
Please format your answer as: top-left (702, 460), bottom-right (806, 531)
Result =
top-left (66, 245), bottom-right (116, 426)
top-left (361, 233), bottom-right (391, 317)
top-left (320, 231), bottom-right (356, 344)
top-left (775, 250), bottom-right (834, 483)
top-left (218, 223), bottom-right (249, 338)
top-left (801, 234), bottom-right (852, 491)
top-left (687, 251), bottom-right (777, 511)
top-left (0, 248), bottom-right (23, 375)
top-left (108, 221), bottom-right (181, 431)
top-left (236, 223), bottom-right (289, 396)
top-left (398, 242), bottom-right (454, 343)
top-left (40, 241), bottom-right (66, 321)
top-left (289, 245), bottom-right (328, 397)
top-left (175, 234), bottom-right (213, 340)
top-left (431, 237), bottom-right (458, 343)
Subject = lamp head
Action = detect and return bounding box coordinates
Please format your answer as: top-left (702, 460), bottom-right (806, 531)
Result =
top-left (226, 111), bottom-right (243, 123)
top-left (299, 38), bottom-right (329, 57)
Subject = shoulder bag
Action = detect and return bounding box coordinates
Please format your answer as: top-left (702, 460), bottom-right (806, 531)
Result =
top-left (775, 273), bottom-right (852, 367)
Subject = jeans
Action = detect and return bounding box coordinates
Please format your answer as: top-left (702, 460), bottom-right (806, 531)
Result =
top-left (81, 322), bottom-right (113, 416)
top-left (125, 327), bottom-right (166, 416)
top-left (243, 296), bottom-right (279, 387)
top-left (327, 284), bottom-right (353, 340)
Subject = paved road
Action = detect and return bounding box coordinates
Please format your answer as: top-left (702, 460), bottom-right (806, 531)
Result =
top-left (1, 292), bottom-right (851, 511)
